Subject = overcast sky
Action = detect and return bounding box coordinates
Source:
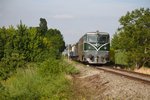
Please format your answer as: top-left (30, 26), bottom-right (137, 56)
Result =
top-left (0, 0), bottom-right (150, 44)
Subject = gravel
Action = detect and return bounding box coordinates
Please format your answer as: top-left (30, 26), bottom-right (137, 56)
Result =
top-left (99, 69), bottom-right (150, 100)
top-left (66, 59), bottom-right (150, 100)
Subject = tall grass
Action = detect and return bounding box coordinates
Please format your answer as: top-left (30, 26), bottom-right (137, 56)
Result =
top-left (0, 58), bottom-right (78, 100)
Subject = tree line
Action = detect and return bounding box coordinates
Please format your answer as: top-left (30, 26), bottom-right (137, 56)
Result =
top-left (111, 8), bottom-right (150, 68)
top-left (0, 18), bottom-right (65, 80)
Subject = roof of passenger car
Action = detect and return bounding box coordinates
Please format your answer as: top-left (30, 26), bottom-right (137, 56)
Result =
top-left (86, 31), bottom-right (109, 35)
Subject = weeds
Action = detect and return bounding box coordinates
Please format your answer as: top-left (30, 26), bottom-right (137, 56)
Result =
top-left (0, 58), bottom-right (77, 99)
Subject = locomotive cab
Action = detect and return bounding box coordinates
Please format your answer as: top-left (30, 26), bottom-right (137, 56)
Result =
top-left (78, 31), bottom-right (110, 64)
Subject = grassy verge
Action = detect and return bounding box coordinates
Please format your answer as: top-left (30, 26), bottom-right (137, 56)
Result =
top-left (0, 58), bottom-right (79, 100)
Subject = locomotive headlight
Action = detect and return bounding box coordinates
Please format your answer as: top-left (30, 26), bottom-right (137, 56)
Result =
top-left (88, 46), bottom-right (91, 49)
top-left (85, 44), bottom-right (94, 50)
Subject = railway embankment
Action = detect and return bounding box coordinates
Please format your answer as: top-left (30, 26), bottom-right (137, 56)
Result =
top-left (66, 59), bottom-right (150, 100)
top-left (134, 67), bottom-right (150, 75)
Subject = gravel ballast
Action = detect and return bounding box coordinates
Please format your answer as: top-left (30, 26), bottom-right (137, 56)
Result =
top-left (66, 59), bottom-right (150, 100)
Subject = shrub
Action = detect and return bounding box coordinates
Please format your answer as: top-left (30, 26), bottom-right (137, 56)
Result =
top-left (1, 58), bottom-right (77, 99)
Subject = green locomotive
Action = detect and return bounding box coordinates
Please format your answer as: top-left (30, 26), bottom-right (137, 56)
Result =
top-left (73, 31), bottom-right (110, 64)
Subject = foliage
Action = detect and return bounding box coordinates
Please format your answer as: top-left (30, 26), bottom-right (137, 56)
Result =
top-left (114, 51), bottom-right (128, 66)
top-left (0, 34), bottom-right (4, 60)
top-left (39, 58), bottom-right (79, 77)
top-left (111, 8), bottom-right (150, 68)
top-left (0, 58), bottom-right (77, 99)
top-left (0, 18), bottom-right (65, 80)
top-left (0, 18), bottom-right (78, 99)
top-left (38, 18), bottom-right (48, 35)
top-left (109, 48), bottom-right (115, 64)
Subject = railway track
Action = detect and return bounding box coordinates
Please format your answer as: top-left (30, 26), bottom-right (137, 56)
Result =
top-left (96, 66), bottom-right (150, 85)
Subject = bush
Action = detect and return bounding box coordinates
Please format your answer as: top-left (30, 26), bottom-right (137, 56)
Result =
top-left (38, 58), bottom-right (79, 77)
top-left (0, 58), bottom-right (77, 99)
top-left (0, 20), bottom-right (65, 80)
top-left (109, 48), bottom-right (115, 64)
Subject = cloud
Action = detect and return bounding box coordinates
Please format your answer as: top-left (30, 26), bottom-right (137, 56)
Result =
top-left (52, 14), bottom-right (74, 19)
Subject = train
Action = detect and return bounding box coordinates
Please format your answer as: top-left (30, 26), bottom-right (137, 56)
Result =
top-left (69, 31), bottom-right (110, 64)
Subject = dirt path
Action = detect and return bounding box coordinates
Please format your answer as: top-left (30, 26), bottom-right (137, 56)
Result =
top-left (66, 59), bottom-right (150, 100)
top-left (66, 59), bottom-right (107, 100)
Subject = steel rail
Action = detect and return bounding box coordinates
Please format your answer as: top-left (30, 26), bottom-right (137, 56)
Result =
top-left (96, 67), bottom-right (150, 85)
top-left (110, 67), bottom-right (150, 77)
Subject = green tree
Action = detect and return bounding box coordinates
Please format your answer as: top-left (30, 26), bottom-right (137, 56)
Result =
top-left (0, 18), bottom-right (66, 79)
top-left (38, 18), bottom-right (48, 35)
top-left (46, 29), bottom-right (65, 52)
top-left (0, 31), bottom-right (4, 60)
top-left (111, 8), bottom-right (150, 68)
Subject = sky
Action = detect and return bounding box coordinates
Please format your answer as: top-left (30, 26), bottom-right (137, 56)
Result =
top-left (0, 0), bottom-right (150, 44)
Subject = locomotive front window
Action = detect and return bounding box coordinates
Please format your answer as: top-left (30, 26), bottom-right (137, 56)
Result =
top-left (98, 35), bottom-right (109, 43)
top-left (87, 35), bottom-right (97, 43)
